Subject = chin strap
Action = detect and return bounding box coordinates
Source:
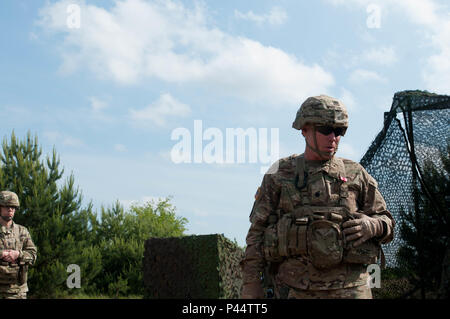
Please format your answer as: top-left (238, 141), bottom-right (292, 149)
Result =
top-left (305, 126), bottom-right (338, 159)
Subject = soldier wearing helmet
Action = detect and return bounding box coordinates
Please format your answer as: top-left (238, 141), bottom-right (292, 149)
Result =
top-left (0, 191), bottom-right (37, 299)
top-left (240, 95), bottom-right (395, 299)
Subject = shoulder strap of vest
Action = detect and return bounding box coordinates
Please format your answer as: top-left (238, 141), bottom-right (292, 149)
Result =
top-left (328, 156), bottom-right (346, 180)
top-left (323, 157), bottom-right (350, 206)
top-left (330, 157), bottom-right (349, 206)
top-left (13, 223), bottom-right (23, 247)
top-left (295, 154), bottom-right (308, 190)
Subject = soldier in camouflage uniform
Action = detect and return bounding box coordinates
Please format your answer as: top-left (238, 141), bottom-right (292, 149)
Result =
top-left (240, 95), bottom-right (395, 299)
top-left (0, 191), bottom-right (37, 299)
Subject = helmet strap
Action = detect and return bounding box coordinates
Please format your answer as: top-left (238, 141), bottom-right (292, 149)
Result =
top-left (0, 215), bottom-right (12, 222)
top-left (305, 126), bottom-right (336, 160)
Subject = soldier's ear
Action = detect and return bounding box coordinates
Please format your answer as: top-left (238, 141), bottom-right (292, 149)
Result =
top-left (301, 125), bottom-right (309, 137)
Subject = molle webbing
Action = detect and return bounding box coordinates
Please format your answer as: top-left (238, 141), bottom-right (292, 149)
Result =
top-left (276, 156), bottom-right (350, 259)
top-left (294, 155), bottom-right (349, 207)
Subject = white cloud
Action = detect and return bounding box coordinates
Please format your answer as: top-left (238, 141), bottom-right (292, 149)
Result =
top-left (191, 208), bottom-right (210, 217)
top-left (392, 0), bottom-right (440, 27)
top-left (37, 0), bottom-right (333, 105)
top-left (395, 0), bottom-right (450, 94)
top-left (87, 96), bottom-right (116, 123)
top-left (129, 93), bottom-right (191, 127)
top-left (234, 6), bottom-right (288, 25)
top-left (191, 220), bottom-right (209, 229)
top-left (326, 0), bottom-right (440, 23)
top-left (362, 46), bottom-right (397, 66)
top-left (323, 46), bottom-right (397, 71)
top-left (62, 136), bottom-right (85, 147)
top-left (423, 19), bottom-right (450, 93)
top-left (157, 150), bottom-right (173, 162)
top-left (43, 130), bottom-right (62, 142)
top-left (338, 88), bottom-right (357, 111)
top-left (393, 0), bottom-right (450, 94)
top-left (89, 97), bottom-right (108, 112)
top-left (376, 94), bottom-right (395, 111)
top-left (43, 130), bottom-right (84, 147)
top-left (327, 0), bottom-right (450, 93)
top-left (349, 68), bottom-right (387, 83)
top-left (338, 142), bottom-right (360, 161)
top-left (114, 144), bottom-right (127, 152)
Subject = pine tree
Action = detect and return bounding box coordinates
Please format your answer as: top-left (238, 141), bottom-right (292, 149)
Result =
top-left (0, 131), bottom-right (101, 297)
top-left (397, 144), bottom-right (450, 298)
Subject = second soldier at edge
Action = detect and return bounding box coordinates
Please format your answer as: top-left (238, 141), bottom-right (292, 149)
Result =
top-left (0, 191), bottom-right (37, 299)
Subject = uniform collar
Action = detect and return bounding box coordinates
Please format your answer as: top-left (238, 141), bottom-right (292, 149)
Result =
top-left (0, 221), bottom-right (15, 233)
top-left (304, 156), bottom-right (330, 174)
top-left (304, 155), bottom-right (344, 179)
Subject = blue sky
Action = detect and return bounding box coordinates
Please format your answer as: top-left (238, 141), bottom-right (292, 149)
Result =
top-left (1, 0), bottom-right (449, 246)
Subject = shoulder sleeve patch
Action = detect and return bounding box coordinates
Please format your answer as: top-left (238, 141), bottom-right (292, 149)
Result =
top-left (254, 187), bottom-right (261, 200)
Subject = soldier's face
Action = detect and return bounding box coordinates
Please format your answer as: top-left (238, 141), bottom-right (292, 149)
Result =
top-left (0, 206), bottom-right (15, 222)
top-left (302, 124), bottom-right (342, 160)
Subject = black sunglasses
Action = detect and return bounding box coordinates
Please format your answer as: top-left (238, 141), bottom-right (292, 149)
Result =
top-left (1, 206), bottom-right (17, 210)
top-left (315, 126), bottom-right (347, 137)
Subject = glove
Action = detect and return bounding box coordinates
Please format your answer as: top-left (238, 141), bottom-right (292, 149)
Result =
top-left (342, 212), bottom-right (385, 247)
top-left (241, 282), bottom-right (264, 299)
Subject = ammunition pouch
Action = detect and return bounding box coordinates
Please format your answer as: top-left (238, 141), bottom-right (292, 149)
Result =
top-left (263, 223), bottom-right (282, 262)
top-left (308, 219), bottom-right (343, 269)
top-left (0, 262), bottom-right (20, 284)
top-left (343, 239), bottom-right (380, 265)
top-left (263, 206), bottom-right (380, 267)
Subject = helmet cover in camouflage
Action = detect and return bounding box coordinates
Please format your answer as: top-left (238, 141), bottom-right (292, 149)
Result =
top-left (0, 191), bottom-right (20, 208)
top-left (292, 95), bottom-right (348, 131)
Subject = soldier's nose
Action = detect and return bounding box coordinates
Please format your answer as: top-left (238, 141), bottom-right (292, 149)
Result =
top-left (327, 132), bottom-right (336, 140)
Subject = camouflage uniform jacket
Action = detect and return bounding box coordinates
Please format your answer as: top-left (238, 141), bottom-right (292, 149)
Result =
top-left (241, 154), bottom-right (395, 291)
top-left (0, 222), bottom-right (37, 293)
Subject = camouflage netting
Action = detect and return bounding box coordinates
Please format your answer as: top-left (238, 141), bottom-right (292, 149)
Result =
top-left (360, 90), bottom-right (450, 267)
top-left (143, 234), bottom-right (244, 298)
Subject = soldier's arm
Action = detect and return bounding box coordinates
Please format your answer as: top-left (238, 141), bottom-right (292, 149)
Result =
top-left (241, 173), bottom-right (280, 285)
top-left (18, 228), bottom-right (37, 265)
top-left (358, 168), bottom-right (395, 244)
top-left (241, 222), bottom-right (266, 284)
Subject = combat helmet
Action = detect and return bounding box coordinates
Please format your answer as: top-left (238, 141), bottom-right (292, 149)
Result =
top-left (0, 191), bottom-right (20, 208)
top-left (292, 95), bottom-right (348, 131)
top-left (293, 95), bottom-right (348, 159)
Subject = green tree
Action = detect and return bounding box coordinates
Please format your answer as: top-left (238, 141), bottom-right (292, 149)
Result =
top-left (93, 198), bottom-right (188, 296)
top-left (0, 131), bottom-right (101, 298)
top-left (397, 144), bottom-right (449, 298)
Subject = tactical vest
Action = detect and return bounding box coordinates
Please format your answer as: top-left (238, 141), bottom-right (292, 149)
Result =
top-left (0, 224), bottom-right (29, 285)
top-left (263, 155), bottom-right (380, 269)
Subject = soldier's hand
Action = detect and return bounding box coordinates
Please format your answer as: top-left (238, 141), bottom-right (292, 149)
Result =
top-left (241, 282), bottom-right (264, 299)
top-left (342, 212), bottom-right (384, 247)
top-left (9, 250), bottom-right (20, 261)
top-left (1, 250), bottom-right (9, 260)
top-left (3, 250), bottom-right (19, 262)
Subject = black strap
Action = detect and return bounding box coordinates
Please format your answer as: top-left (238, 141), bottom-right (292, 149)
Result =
top-left (295, 155), bottom-right (308, 191)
